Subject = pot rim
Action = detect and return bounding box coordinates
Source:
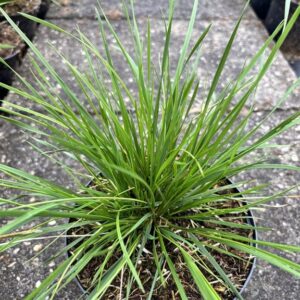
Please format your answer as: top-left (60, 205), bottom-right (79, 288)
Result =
top-left (236, 207), bottom-right (257, 298)
top-left (1, 49), bottom-right (22, 61)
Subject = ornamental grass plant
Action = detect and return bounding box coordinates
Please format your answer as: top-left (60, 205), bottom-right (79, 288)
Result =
top-left (0, 0), bottom-right (300, 299)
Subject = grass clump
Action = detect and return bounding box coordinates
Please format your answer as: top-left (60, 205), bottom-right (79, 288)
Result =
top-left (0, 1), bottom-right (300, 299)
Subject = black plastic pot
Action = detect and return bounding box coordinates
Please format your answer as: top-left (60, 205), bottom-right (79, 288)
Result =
top-left (289, 59), bottom-right (300, 76)
top-left (234, 208), bottom-right (257, 299)
top-left (67, 179), bottom-right (258, 299)
top-left (265, 0), bottom-right (300, 58)
top-left (0, 1), bottom-right (50, 105)
top-left (37, 0), bottom-right (51, 20)
top-left (0, 51), bottom-right (22, 102)
top-left (265, 0), bottom-right (300, 33)
top-left (250, 0), bottom-right (272, 20)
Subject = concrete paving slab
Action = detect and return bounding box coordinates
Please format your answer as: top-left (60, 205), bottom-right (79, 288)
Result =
top-left (234, 110), bottom-right (300, 299)
top-left (0, 119), bottom-right (85, 299)
top-left (4, 17), bottom-right (299, 113)
top-left (46, 0), bottom-right (255, 21)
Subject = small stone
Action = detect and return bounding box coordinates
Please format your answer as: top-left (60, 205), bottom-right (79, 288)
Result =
top-left (8, 262), bottom-right (16, 268)
top-left (33, 244), bottom-right (43, 252)
top-left (24, 242), bottom-right (31, 246)
top-left (291, 154), bottom-right (298, 162)
top-left (29, 197), bottom-right (36, 203)
top-left (48, 220), bottom-right (56, 226)
top-left (35, 281), bottom-right (41, 288)
top-left (13, 248), bottom-right (20, 255)
top-left (106, 9), bottom-right (123, 20)
top-left (48, 261), bottom-right (55, 267)
top-left (16, 276), bottom-right (20, 281)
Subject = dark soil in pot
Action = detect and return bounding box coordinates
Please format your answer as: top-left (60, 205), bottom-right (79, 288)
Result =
top-left (0, 21), bottom-right (24, 101)
top-left (67, 179), bottom-right (257, 299)
top-left (1, 0), bottom-right (41, 16)
top-left (0, 0), bottom-right (41, 40)
top-left (0, 22), bottom-right (24, 58)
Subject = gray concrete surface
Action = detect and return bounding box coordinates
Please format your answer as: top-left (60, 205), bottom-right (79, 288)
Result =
top-left (46, 0), bottom-right (252, 21)
top-left (0, 0), bottom-right (299, 299)
top-left (4, 17), bottom-right (299, 113)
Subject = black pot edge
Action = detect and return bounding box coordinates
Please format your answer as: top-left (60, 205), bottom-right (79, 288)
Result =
top-left (0, 0), bottom-right (49, 22)
top-left (0, 50), bottom-right (23, 101)
top-left (0, 0), bottom-right (51, 53)
top-left (234, 208), bottom-right (257, 299)
top-left (0, 13), bottom-right (39, 41)
top-left (0, 48), bottom-right (23, 72)
top-left (37, 0), bottom-right (51, 19)
top-left (264, 1), bottom-right (300, 36)
top-left (0, 0), bottom-right (51, 103)
top-left (66, 179), bottom-right (258, 299)
top-left (289, 59), bottom-right (300, 76)
top-left (250, 0), bottom-right (272, 20)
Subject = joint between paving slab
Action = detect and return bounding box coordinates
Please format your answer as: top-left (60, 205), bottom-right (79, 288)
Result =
top-left (45, 15), bottom-right (257, 21)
